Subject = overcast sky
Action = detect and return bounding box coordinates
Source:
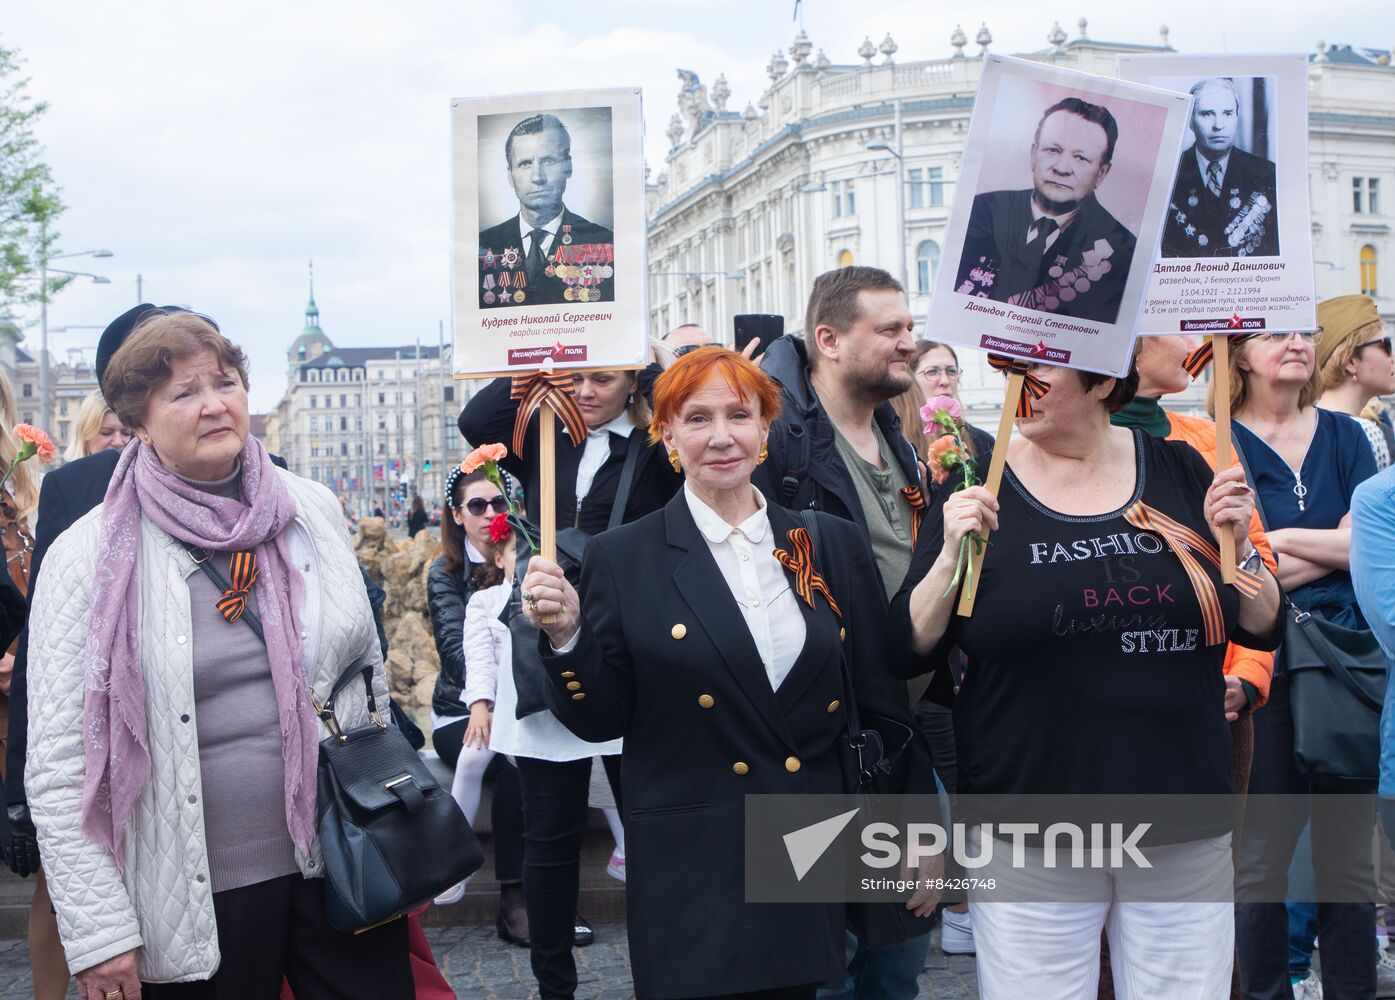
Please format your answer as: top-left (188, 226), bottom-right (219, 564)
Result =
top-left (4, 0), bottom-right (1375, 412)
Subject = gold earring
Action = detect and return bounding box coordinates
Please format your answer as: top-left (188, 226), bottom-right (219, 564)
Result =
top-left (757, 442), bottom-right (769, 465)
top-left (668, 450), bottom-right (682, 473)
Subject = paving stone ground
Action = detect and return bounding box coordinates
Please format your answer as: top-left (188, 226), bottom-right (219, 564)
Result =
top-left (0, 924), bottom-right (978, 998)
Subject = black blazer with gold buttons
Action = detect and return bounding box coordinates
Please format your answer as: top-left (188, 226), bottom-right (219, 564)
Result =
top-left (542, 491), bottom-right (929, 999)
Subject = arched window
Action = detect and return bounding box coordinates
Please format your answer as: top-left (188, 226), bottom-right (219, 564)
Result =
top-left (837, 249), bottom-right (854, 268)
top-left (1361, 245), bottom-right (1378, 296)
top-left (915, 240), bottom-right (941, 293)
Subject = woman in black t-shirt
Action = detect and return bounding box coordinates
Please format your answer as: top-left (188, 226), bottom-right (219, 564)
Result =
top-left (891, 361), bottom-right (1281, 999)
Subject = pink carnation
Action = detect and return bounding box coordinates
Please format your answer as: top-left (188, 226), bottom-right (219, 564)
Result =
top-left (920, 395), bottom-right (962, 434)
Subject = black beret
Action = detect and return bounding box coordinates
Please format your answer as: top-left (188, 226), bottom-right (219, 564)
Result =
top-left (95, 303), bottom-right (161, 398)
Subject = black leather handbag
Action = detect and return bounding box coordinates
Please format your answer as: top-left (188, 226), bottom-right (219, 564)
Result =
top-left (184, 548), bottom-right (483, 932)
top-left (1280, 597), bottom-right (1387, 791)
top-left (798, 513), bottom-right (935, 949)
top-left (1231, 442), bottom-right (1388, 792)
top-left (315, 662), bottom-right (484, 931)
top-left (513, 436), bottom-right (642, 718)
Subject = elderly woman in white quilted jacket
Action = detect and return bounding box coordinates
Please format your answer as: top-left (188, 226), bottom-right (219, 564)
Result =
top-left (26, 311), bottom-right (410, 1000)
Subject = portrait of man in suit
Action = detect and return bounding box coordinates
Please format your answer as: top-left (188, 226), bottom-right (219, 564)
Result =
top-left (1161, 77), bottom-right (1279, 258)
top-left (953, 96), bottom-right (1137, 326)
top-left (477, 112), bottom-right (616, 307)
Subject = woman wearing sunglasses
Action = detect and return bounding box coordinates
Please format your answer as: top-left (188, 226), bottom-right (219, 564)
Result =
top-left (1316, 294), bottom-right (1395, 470)
top-left (1221, 302), bottom-right (1382, 999)
top-left (426, 466), bottom-right (528, 941)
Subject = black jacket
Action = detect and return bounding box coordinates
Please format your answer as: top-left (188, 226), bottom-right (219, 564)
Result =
top-left (954, 189), bottom-right (1137, 325)
top-left (754, 336), bottom-right (922, 585)
top-left (1161, 147), bottom-right (1279, 258)
top-left (427, 556), bottom-right (475, 719)
top-left (406, 508), bottom-right (428, 537)
top-left (476, 208), bottom-right (615, 307)
top-left (542, 494), bottom-right (932, 998)
top-left (457, 376), bottom-right (682, 535)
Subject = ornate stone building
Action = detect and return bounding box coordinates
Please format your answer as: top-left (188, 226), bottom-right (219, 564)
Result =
top-left (646, 21), bottom-right (1395, 424)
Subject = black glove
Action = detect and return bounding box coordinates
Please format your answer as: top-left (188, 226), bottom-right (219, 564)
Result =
top-left (5, 802), bottom-right (39, 877)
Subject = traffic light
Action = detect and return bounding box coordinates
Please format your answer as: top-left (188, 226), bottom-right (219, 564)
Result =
top-left (423, 457), bottom-right (432, 471)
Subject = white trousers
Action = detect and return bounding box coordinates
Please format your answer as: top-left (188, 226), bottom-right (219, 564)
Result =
top-left (968, 832), bottom-right (1234, 1000)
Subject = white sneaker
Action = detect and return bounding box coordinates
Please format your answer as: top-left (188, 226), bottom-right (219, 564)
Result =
top-left (1292, 970), bottom-right (1323, 1000)
top-left (433, 880), bottom-right (467, 905)
top-left (940, 907), bottom-right (974, 955)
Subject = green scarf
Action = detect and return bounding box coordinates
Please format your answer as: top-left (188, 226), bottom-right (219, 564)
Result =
top-left (1111, 395), bottom-right (1171, 439)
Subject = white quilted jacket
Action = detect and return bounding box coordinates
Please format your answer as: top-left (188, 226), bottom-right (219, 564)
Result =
top-left (26, 470), bottom-right (389, 982)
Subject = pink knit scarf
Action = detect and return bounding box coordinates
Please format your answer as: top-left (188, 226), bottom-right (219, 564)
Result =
top-left (81, 436), bottom-right (316, 861)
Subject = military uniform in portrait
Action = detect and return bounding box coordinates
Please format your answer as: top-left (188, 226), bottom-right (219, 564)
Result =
top-left (953, 189), bottom-right (1137, 326)
top-left (1161, 147), bottom-right (1279, 258)
top-left (477, 211), bottom-right (615, 308)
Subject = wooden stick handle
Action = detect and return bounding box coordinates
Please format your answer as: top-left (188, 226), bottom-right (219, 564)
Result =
top-left (1212, 336), bottom-right (1237, 584)
top-left (957, 372), bottom-right (1024, 618)
top-left (538, 406), bottom-right (558, 624)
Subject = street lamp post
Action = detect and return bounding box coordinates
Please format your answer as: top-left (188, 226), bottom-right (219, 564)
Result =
top-left (867, 99), bottom-right (909, 293)
top-left (38, 232), bottom-right (113, 431)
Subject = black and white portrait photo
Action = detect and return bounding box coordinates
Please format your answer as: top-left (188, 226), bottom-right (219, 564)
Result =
top-left (476, 107), bottom-right (616, 308)
top-left (1159, 76), bottom-right (1279, 258)
top-left (451, 88), bottom-right (647, 378)
top-left (953, 89), bottom-right (1162, 326)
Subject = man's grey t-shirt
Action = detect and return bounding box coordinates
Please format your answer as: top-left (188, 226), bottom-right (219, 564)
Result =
top-left (833, 424), bottom-right (914, 598)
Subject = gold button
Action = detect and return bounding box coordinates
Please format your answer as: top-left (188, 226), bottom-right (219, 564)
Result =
top-left (827, 700), bottom-right (841, 714)
top-left (572, 692), bottom-right (587, 701)
top-left (560, 671), bottom-right (576, 678)
top-left (566, 681), bottom-right (582, 691)
top-left (840, 627), bottom-right (847, 641)
top-left (785, 756), bottom-right (801, 773)
top-left (732, 761), bottom-right (749, 775)
top-left (698, 694), bottom-right (714, 709)
top-left (671, 624), bottom-right (687, 640)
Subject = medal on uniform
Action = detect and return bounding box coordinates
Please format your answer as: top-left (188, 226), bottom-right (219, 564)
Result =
top-left (482, 273), bottom-right (496, 305)
top-left (514, 271), bottom-right (526, 303)
top-left (1198, 234), bottom-right (1209, 247)
top-left (564, 287), bottom-right (575, 301)
top-left (1187, 194), bottom-right (1199, 208)
top-left (482, 250), bottom-right (497, 269)
top-left (501, 246), bottom-right (521, 269)
top-left (601, 265), bottom-right (613, 279)
top-left (561, 224), bottom-right (572, 246)
top-left (1229, 189), bottom-right (1241, 210)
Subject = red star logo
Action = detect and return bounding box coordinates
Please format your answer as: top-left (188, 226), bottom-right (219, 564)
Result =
top-left (1229, 313), bottom-right (1243, 329)
top-left (1032, 341), bottom-right (1048, 356)
top-left (551, 341), bottom-right (566, 358)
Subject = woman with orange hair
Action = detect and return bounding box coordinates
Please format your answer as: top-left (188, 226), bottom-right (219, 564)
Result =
top-left (519, 346), bottom-right (933, 999)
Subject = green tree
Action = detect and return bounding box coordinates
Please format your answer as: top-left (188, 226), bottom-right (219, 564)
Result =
top-left (0, 39), bottom-right (65, 317)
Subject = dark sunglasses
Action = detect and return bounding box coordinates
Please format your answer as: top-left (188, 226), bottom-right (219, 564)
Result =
top-left (465, 495), bottom-right (509, 516)
top-left (1358, 336), bottom-right (1393, 356)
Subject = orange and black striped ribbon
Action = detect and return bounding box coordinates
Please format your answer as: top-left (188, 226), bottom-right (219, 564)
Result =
top-left (901, 485), bottom-right (926, 549)
top-left (508, 372), bottom-right (588, 456)
top-left (774, 527), bottom-right (842, 620)
top-left (215, 550), bottom-right (260, 623)
top-left (1182, 334), bottom-right (1255, 380)
top-left (986, 354), bottom-right (1051, 417)
top-left (1122, 501), bottom-right (1264, 647)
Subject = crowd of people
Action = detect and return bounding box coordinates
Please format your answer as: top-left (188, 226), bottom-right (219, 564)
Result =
top-left (0, 270), bottom-right (1388, 1000)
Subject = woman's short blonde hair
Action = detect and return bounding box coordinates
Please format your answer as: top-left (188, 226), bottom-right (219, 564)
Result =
top-left (64, 389), bottom-right (120, 461)
top-left (101, 312), bottom-right (248, 429)
top-left (1206, 335), bottom-right (1323, 418)
top-left (0, 371), bottom-right (39, 519)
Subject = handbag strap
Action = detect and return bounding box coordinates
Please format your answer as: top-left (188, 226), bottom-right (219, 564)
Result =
top-left (1286, 599), bottom-right (1384, 712)
top-left (1230, 434), bottom-right (1271, 533)
top-left (186, 546), bottom-right (266, 645)
top-left (186, 545), bottom-right (382, 737)
top-left (607, 432), bottom-right (644, 532)
top-left (796, 511), bottom-right (872, 768)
